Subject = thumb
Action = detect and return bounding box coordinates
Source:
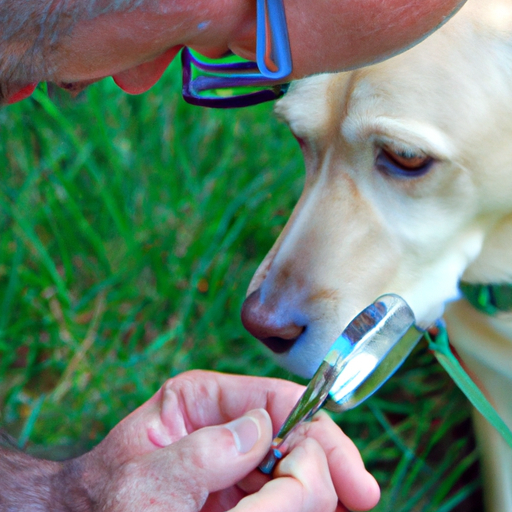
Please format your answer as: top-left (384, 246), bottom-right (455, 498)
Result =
top-left (121, 409), bottom-right (273, 511)
top-left (168, 408), bottom-right (273, 496)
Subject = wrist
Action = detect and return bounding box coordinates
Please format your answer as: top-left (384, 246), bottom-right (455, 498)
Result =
top-left (0, 446), bottom-right (84, 512)
top-left (51, 455), bottom-right (96, 512)
top-left (0, 443), bottom-right (104, 512)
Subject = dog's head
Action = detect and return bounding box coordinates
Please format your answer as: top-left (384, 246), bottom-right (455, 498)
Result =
top-left (242, 0), bottom-right (512, 377)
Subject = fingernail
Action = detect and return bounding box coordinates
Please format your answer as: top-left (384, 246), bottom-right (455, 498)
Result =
top-left (225, 410), bottom-right (262, 454)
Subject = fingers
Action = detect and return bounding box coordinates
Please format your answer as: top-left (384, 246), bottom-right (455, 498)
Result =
top-left (98, 409), bottom-right (274, 512)
top-left (293, 411), bottom-right (380, 512)
top-left (178, 408), bottom-right (273, 492)
top-left (158, 408), bottom-right (273, 495)
top-left (144, 380), bottom-right (378, 512)
top-left (91, 370), bottom-right (303, 467)
top-left (230, 438), bottom-right (338, 512)
top-left (92, 371), bottom-right (379, 512)
top-left (234, 412), bottom-right (379, 512)
top-left (156, 370), bottom-right (305, 434)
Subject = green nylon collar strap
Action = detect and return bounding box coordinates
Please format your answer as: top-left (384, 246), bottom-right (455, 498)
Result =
top-left (426, 325), bottom-right (512, 450)
top-left (434, 282), bottom-right (512, 448)
top-left (459, 282), bottom-right (512, 316)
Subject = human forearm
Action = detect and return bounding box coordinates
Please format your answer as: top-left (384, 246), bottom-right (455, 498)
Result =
top-left (0, 446), bottom-right (94, 512)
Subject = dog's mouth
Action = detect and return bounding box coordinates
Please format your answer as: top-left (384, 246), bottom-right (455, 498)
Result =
top-left (242, 289), bottom-right (308, 354)
top-left (259, 334), bottom-right (303, 354)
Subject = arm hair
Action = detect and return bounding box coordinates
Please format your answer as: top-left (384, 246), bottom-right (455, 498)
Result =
top-left (0, 445), bottom-right (94, 512)
top-left (0, 0), bottom-right (149, 100)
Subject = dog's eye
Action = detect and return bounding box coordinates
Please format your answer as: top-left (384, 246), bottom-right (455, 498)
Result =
top-left (376, 145), bottom-right (434, 177)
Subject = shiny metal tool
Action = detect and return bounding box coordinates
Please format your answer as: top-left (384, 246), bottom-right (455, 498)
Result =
top-left (259, 294), bottom-right (424, 474)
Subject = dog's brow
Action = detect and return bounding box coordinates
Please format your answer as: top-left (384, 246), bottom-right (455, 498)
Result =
top-left (341, 116), bottom-right (454, 160)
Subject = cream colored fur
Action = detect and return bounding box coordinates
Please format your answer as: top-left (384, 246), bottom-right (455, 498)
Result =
top-left (245, 0), bottom-right (512, 509)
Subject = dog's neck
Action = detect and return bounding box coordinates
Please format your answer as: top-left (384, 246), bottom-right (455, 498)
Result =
top-left (462, 212), bottom-right (512, 286)
top-left (455, 212), bottom-right (512, 341)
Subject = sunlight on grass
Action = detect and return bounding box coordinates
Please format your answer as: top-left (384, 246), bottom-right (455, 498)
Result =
top-left (0, 60), bottom-right (480, 510)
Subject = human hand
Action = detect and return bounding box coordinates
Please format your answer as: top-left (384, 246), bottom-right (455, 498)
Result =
top-left (78, 370), bottom-right (380, 511)
top-left (4, 0), bottom-right (466, 103)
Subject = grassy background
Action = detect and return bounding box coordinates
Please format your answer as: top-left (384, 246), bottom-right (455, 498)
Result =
top-left (0, 60), bottom-right (480, 510)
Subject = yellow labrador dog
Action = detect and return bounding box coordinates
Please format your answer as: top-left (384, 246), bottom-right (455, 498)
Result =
top-left (241, 0), bottom-right (512, 509)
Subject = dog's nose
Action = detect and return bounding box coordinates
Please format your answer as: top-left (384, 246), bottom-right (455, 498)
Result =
top-left (241, 289), bottom-right (304, 354)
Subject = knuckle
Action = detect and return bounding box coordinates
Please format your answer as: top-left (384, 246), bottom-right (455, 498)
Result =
top-left (184, 442), bottom-right (210, 471)
top-left (159, 372), bottom-right (198, 409)
top-left (161, 370), bottom-right (208, 392)
top-left (160, 378), bottom-right (176, 402)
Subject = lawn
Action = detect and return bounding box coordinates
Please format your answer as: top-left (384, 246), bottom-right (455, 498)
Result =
top-left (0, 58), bottom-right (480, 510)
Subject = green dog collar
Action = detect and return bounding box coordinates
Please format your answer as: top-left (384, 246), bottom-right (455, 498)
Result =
top-left (459, 282), bottom-right (512, 316)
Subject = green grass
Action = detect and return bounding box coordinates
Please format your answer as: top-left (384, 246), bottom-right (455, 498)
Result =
top-left (0, 60), bottom-right (480, 510)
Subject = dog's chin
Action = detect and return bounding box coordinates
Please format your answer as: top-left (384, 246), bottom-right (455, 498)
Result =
top-left (273, 349), bottom-right (326, 379)
top-left (403, 291), bottom-right (457, 331)
top-left (271, 328), bottom-right (340, 378)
